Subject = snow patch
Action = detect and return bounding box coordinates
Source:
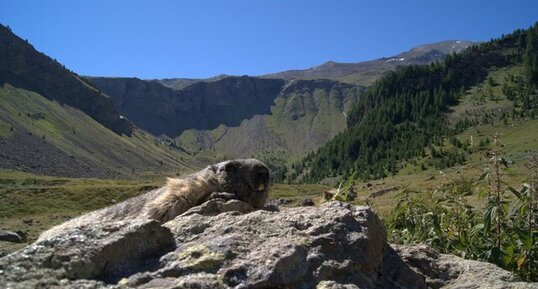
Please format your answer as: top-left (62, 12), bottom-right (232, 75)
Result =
top-left (386, 58), bottom-right (405, 62)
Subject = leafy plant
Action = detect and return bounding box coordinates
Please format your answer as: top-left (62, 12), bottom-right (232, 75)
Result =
top-left (331, 172), bottom-right (358, 202)
top-left (388, 137), bottom-right (538, 281)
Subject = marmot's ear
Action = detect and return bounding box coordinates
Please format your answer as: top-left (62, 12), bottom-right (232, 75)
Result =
top-left (224, 161), bottom-right (238, 172)
top-left (209, 165), bottom-right (218, 173)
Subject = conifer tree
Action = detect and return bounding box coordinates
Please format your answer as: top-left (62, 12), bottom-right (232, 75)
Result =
top-left (524, 23), bottom-right (538, 88)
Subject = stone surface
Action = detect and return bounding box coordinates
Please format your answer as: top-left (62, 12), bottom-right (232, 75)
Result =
top-left (0, 219), bottom-right (175, 288)
top-left (0, 230), bottom-right (26, 243)
top-left (299, 198), bottom-right (315, 206)
top-left (393, 244), bottom-right (538, 289)
top-left (179, 198), bottom-right (256, 217)
top-left (0, 200), bottom-right (536, 289)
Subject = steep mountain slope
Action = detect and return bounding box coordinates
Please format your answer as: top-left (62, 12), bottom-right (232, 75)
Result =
top-left (264, 40), bottom-right (477, 85)
top-left (0, 25), bottom-right (195, 178)
top-left (296, 24), bottom-right (537, 182)
top-left (89, 76), bottom-right (285, 137)
top-left (0, 84), bottom-right (195, 178)
top-left (0, 25), bottom-right (131, 135)
top-left (175, 80), bottom-right (364, 180)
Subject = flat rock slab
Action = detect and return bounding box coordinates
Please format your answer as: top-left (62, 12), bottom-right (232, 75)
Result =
top-left (0, 200), bottom-right (535, 289)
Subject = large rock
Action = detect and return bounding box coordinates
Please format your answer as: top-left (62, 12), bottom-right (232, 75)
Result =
top-left (0, 201), bottom-right (535, 289)
top-left (0, 230), bottom-right (26, 243)
top-left (0, 219), bottom-right (176, 288)
top-left (392, 244), bottom-right (537, 289)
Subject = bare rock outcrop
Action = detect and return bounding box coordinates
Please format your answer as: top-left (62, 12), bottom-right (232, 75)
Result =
top-left (0, 201), bottom-right (535, 289)
top-left (392, 244), bottom-right (537, 289)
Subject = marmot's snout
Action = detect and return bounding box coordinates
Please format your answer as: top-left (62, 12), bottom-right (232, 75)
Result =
top-left (237, 159), bottom-right (270, 208)
top-left (253, 165), bottom-right (270, 193)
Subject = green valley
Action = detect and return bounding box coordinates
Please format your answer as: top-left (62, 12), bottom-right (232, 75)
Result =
top-left (1, 16), bottom-right (537, 282)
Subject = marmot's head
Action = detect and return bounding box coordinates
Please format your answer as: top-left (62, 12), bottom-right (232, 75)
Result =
top-left (211, 159), bottom-right (270, 208)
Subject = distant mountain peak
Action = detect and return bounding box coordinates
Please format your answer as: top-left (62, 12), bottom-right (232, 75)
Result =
top-left (262, 40), bottom-right (480, 86)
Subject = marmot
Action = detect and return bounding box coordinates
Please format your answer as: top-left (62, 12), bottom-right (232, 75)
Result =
top-left (38, 159), bottom-right (270, 241)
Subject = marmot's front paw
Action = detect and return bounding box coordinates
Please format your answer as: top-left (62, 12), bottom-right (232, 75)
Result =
top-left (208, 192), bottom-right (239, 201)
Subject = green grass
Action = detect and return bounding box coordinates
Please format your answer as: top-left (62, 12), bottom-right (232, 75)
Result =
top-left (449, 66), bottom-right (521, 121)
top-left (351, 119), bottom-right (538, 219)
top-left (270, 183), bottom-right (331, 204)
top-left (0, 170), bottom-right (162, 253)
top-left (0, 119), bottom-right (12, 137)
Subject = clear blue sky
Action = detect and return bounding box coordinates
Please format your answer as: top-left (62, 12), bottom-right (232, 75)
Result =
top-left (1, 0), bottom-right (537, 79)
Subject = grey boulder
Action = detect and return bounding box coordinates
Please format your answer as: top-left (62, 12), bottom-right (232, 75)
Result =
top-left (0, 200), bottom-right (535, 289)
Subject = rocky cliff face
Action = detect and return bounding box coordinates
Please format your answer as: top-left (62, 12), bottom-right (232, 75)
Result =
top-left (176, 79), bottom-right (365, 159)
top-left (89, 76), bottom-right (285, 137)
top-left (1, 201), bottom-right (533, 289)
top-left (0, 25), bottom-right (132, 136)
top-left (90, 76), bottom-right (364, 162)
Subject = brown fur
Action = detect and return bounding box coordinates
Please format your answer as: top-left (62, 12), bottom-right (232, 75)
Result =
top-left (38, 159), bottom-right (270, 241)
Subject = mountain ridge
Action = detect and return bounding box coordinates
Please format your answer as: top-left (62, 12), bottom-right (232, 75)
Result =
top-left (87, 40), bottom-right (475, 142)
top-left (93, 40), bottom-right (478, 91)
top-left (263, 40), bottom-right (478, 85)
top-left (0, 24), bottom-right (132, 136)
top-left (88, 76), bottom-right (286, 137)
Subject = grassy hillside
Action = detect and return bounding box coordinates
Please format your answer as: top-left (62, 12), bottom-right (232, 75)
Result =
top-left (352, 118), bottom-right (538, 216)
top-left (0, 84), bottom-right (197, 178)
